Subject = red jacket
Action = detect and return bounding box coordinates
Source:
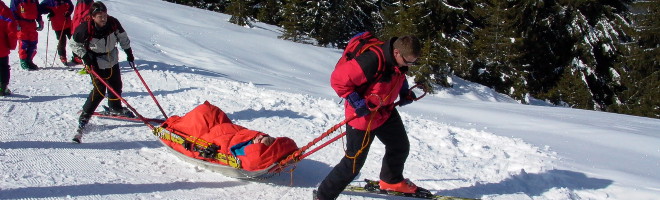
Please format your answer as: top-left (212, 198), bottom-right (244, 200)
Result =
top-left (330, 38), bottom-right (407, 130)
top-left (161, 101), bottom-right (299, 171)
top-left (39, 0), bottom-right (73, 31)
top-left (70, 0), bottom-right (90, 34)
top-left (0, 1), bottom-right (17, 57)
top-left (10, 0), bottom-right (41, 21)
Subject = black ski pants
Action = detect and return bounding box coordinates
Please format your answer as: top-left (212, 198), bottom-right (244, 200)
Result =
top-left (316, 110), bottom-right (410, 200)
top-left (0, 56), bottom-right (9, 90)
top-left (79, 64), bottom-right (123, 122)
top-left (54, 28), bottom-right (71, 57)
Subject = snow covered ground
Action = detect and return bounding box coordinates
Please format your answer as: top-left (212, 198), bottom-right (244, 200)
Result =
top-left (1, 0), bottom-right (658, 199)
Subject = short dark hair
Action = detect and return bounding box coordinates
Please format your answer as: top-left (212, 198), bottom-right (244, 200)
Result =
top-left (90, 2), bottom-right (107, 16)
top-left (393, 35), bottom-right (421, 57)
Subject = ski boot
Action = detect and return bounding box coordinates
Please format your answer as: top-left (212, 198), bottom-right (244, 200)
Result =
top-left (72, 116), bottom-right (90, 143)
top-left (72, 129), bottom-right (83, 143)
top-left (379, 179), bottom-right (433, 198)
top-left (60, 55), bottom-right (68, 66)
top-left (28, 60), bottom-right (39, 70)
top-left (103, 106), bottom-right (136, 118)
top-left (20, 60), bottom-right (30, 70)
top-left (0, 88), bottom-right (11, 96)
top-left (72, 56), bottom-right (83, 65)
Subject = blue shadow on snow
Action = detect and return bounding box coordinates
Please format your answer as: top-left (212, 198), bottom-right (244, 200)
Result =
top-left (0, 140), bottom-right (161, 150)
top-left (0, 181), bottom-right (246, 199)
top-left (434, 169), bottom-right (613, 198)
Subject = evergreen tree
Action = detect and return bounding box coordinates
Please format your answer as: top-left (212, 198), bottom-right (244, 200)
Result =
top-left (468, 0), bottom-right (527, 101)
top-left (381, 0), bottom-right (473, 91)
top-left (279, 0), bottom-right (308, 43)
top-left (547, 68), bottom-right (595, 109)
top-left (228, 0), bottom-right (254, 27)
top-left (256, 0), bottom-right (283, 25)
top-left (554, 1), bottom-right (631, 110)
top-left (611, 1), bottom-right (660, 118)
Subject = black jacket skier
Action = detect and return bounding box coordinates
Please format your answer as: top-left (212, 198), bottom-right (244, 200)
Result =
top-left (70, 1), bottom-right (134, 143)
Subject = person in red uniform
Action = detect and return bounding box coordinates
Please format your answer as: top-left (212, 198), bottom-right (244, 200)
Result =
top-left (68, 0), bottom-right (91, 64)
top-left (10, 0), bottom-right (43, 70)
top-left (1, 0), bottom-right (19, 96)
top-left (315, 35), bottom-right (425, 199)
top-left (39, 0), bottom-right (73, 65)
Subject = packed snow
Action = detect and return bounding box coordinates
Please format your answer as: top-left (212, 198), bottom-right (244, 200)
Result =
top-left (1, 0), bottom-right (658, 199)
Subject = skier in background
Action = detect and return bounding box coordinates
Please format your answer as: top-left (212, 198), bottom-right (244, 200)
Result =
top-left (68, 0), bottom-right (92, 64)
top-left (10, 0), bottom-right (44, 70)
top-left (1, 0), bottom-right (19, 96)
top-left (39, 0), bottom-right (73, 65)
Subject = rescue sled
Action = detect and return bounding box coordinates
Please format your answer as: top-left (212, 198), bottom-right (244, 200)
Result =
top-left (88, 62), bottom-right (426, 180)
top-left (152, 127), bottom-right (277, 179)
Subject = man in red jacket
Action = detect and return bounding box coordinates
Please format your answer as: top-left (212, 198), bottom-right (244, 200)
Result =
top-left (1, 0), bottom-right (18, 96)
top-left (315, 35), bottom-right (423, 199)
top-left (39, 0), bottom-right (73, 65)
top-left (10, 0), bottom-right (43, 70)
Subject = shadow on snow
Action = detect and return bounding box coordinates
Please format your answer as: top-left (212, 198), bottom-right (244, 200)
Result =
top-left (437, 169), bottom-right (613, 198)
top-left (0, 181), bottom-right (247, 199)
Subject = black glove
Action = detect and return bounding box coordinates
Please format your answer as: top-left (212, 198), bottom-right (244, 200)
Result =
top-left (82, 53), bottom-right (96, 67)
top-left (346, 92), bottom-right (370, 117)
top-left (398, 81), bottom-right (415, 107)
top-left (125, 48), bottom-right (134, 62)
top-left (398, 92), bottom-right (416, 107)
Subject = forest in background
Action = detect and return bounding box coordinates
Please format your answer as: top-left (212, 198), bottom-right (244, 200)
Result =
top-left (162, 0), bottom-right (658, 119)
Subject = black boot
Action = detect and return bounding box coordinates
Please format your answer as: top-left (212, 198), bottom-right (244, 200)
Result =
top-left (28, 60), bottom-right (39, 70)
top-left (73, 114), bottom-right (90, 143)
top-left (104, 106), bottom-right (136, 118)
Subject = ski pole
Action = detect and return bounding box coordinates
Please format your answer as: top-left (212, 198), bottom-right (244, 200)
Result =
top-left (45, 21), bottom-right (50, 67)
top-left (50, 20), bottom-right (68, 67)
top-left (85, 65), bottom-right (155, 130)
top-left (129, 61), bottom-right (168, 119)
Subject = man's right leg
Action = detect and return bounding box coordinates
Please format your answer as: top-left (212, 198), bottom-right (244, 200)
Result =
top-left (73, 74), bottom-right (107, 143)
top-left (316, 126), bottom-right (375, 199)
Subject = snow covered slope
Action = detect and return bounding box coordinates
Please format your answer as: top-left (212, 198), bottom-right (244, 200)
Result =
top-left (1, 0), bottom-right (658, 199)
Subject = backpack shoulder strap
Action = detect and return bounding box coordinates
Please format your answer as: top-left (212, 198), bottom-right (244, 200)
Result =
top-left (368, 45), bottom-right (385, 83)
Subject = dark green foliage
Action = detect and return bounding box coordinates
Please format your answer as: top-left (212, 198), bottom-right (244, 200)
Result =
top-left (164, 0), bottom-right (656, 118)
top-left (227, 0), bottom-right (254, 27)
top-left (278, 0), bottom-right (308, 43)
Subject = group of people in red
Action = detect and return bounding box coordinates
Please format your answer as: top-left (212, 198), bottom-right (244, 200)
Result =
top-left (1, 0), bottom-right (135, 142)
top-left (0, 0), bottom-right (92, 96)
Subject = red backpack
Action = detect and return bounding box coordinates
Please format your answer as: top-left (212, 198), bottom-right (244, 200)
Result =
top-left (335, 32), bottom-right (385, 81)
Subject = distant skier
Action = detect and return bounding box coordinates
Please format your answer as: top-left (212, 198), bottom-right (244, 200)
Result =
top-left (70, 1), bottom-right (135, 143)
top-left (315, 34), bottom-right (425, 199)
top-left (1, 0), bottom-right (18, 96)
top-left (38, 0), bottom-right (74, 65)
top-left (10, 0), bottom-right (44, 70)
top-left (68, 0), bottom-right (92, 64)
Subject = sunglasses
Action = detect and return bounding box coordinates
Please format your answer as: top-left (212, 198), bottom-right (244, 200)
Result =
top-left (401, 54), bottom-right (417, 65)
